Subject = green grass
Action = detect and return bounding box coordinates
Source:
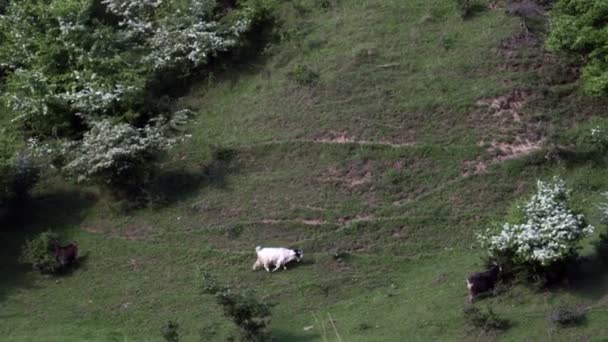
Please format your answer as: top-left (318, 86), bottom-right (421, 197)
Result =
top-left (3, 0), bottom-right (608, 340)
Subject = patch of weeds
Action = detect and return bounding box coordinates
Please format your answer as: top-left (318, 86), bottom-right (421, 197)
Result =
top-left (161, 320), bottom-right (180, 342)
top-left (355, 322), bottom-right (373, 332)
top-left (454, 0), bottom-right (487, 19)
top-left (199, 323), bottom-right (218, 341)
top-left (352, 44), bottom-right (378, 65)
top-left (547, 305), bottom-right (587, 328)
top-left (332, 250), bottom-right (350, 263)
top-left (315, 0), bottom-right (338, 11)
top-left (440, 34), bottom-right (456, 50)
top-left (287, 64), bottom-right (320, 87)
top-left (201, 271), bottom-right (274, 341)
top-left (226, 225), bottom-right (244, 240)
top-left (463, 306), bottom-right (510, 332)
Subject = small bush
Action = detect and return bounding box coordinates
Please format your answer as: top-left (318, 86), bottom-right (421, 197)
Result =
top-left (20, 231), bottom-right (59, 274)
top-left (453, 0), bottom-right (486, 19)
top-left (479, 177), bottom-right (594, 284)
top-left (463, 306), bottom-right (510, 332)
top-left (287, 64), bottom-right (320, 87)
top-left (201, 271), bottom-right (273, 341)
top-left (161, 320), bottom-right (180, 342)
top-left (559, 119), bottom-right (608, 156)
top-left (547, 305), bottom-right (587, 327)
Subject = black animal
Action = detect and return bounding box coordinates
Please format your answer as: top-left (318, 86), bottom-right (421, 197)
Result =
top-left (51, 240), bottom-right (79, 270)
top-left (466, 265), bottom-right (501, 303)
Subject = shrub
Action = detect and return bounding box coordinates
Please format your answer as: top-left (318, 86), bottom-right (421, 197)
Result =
top-left (560, 119), bottom-right (608, 154)
top-left (547, 304), bottom-right (587, 327)
top-left (463, 306), bottom-right (510, 332)
top-left (546, 0), bottom-right (608, 96)
top-left (31, 111), bottom-right (190, 199)
top-left (161, 320), bottom-right (180, 342)
top-left (478, 177), bottom-right (594, 281)
top-left (453, 0), bottom-right (486, 19)
top-left (201, 271), bottom-right (273, 341)
top-left (287, 64), bottom-right (320, 87)
top-left (20, 231), bottom-right (59, 274)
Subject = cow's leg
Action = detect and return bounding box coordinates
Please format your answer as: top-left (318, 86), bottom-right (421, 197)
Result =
top-left (272, 263), bottom-right (282, 272)
top-left (264, 263), bottom-right (271, 272)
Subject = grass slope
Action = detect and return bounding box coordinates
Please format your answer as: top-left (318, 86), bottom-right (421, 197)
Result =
top-left (3, 0), bottom-right (608, 340)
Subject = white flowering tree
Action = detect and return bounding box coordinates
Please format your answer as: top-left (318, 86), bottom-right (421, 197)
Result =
top-left (52, 110), bottom-right (190, 196)
top-left (0, 0), bottom-right (266, 199)
top-left (0, 0), bottom-right (261, 137)
top-left (479, 177), bottom-right (594, 269)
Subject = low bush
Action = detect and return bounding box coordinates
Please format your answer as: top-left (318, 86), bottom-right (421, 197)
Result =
top-left (161, 320), bottom-right (180, 342)
top-left (453, 0), bottom-right (486, 19)
top-left (478, 177), bottom-right (594, 285)
top-left (463, 306), bottom-right (510, 332)
top-left (547, 304), bottom-right (587, 327)
top-left (287, 64), bottom-right (320, 87)
top-left (20, 231), bottom-right (59, 274)
top-left (201, 271), bottom-right (273, 341)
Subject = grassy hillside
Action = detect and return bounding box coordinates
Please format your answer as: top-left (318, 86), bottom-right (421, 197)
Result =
top-left (3, 0), bottom-right (608, 340)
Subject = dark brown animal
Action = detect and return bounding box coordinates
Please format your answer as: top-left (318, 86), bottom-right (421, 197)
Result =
top-left (51, 240), bottom-right (79, 269)
top-left (466, 265), bottom-right (501, 303)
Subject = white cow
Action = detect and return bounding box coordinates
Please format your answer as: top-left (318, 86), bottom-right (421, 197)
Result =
top-left (252, 246), bottom-right (303, 272)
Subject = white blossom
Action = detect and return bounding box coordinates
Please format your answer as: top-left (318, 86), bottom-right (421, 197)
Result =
top-left (479, 177), bottom-right (594, 266)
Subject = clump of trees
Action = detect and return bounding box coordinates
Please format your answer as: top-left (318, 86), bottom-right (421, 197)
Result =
top-left (547, 0), bottom-right (608, 96)
top-left (0, 0), bottom-right (268, 201)
top-left (478, 177), bottom-right (594, 284)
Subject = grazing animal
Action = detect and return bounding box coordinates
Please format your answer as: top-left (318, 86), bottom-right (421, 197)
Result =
top-left (51, 240), bottom-right (79, 269)
top-left (466, 265), bottom-right (501, 303)
top-left (252, 246), bottom-right (303, 272)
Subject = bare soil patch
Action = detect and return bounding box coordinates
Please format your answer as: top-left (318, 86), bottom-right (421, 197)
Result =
top-left (312, 131), bottom-right (415, 148)
top-left (321, 162), bottom-right (374, 188)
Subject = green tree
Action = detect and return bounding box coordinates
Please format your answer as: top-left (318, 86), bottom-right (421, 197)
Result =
top-left (547, 0), bottom-right (608, 95)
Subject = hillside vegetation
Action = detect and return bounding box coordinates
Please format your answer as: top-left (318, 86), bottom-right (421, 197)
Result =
top-left (3, 0), bottom-right (608, 341)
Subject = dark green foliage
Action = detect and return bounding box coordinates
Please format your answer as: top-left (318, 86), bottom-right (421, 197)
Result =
top-left (161, 320), bottom-right (180, 342)
top-left (463, 306), bottom-right (510, 332)
top-left (201, 272), bottom-right (273, 341)
top-left (547, 305), bottom-right (587, 327)
top-left (0, 0), bottom-right (8, 14)
top-left (593, 228), bottom-right (608, 264)
top-left (453, 0), bottom-right (486, 19)
top-left (20, 231), bottom-right (59, 274)
top-left (547, 0), bottom-right (608, 95)
top-left (287, 64), bottom-right (320, 87)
